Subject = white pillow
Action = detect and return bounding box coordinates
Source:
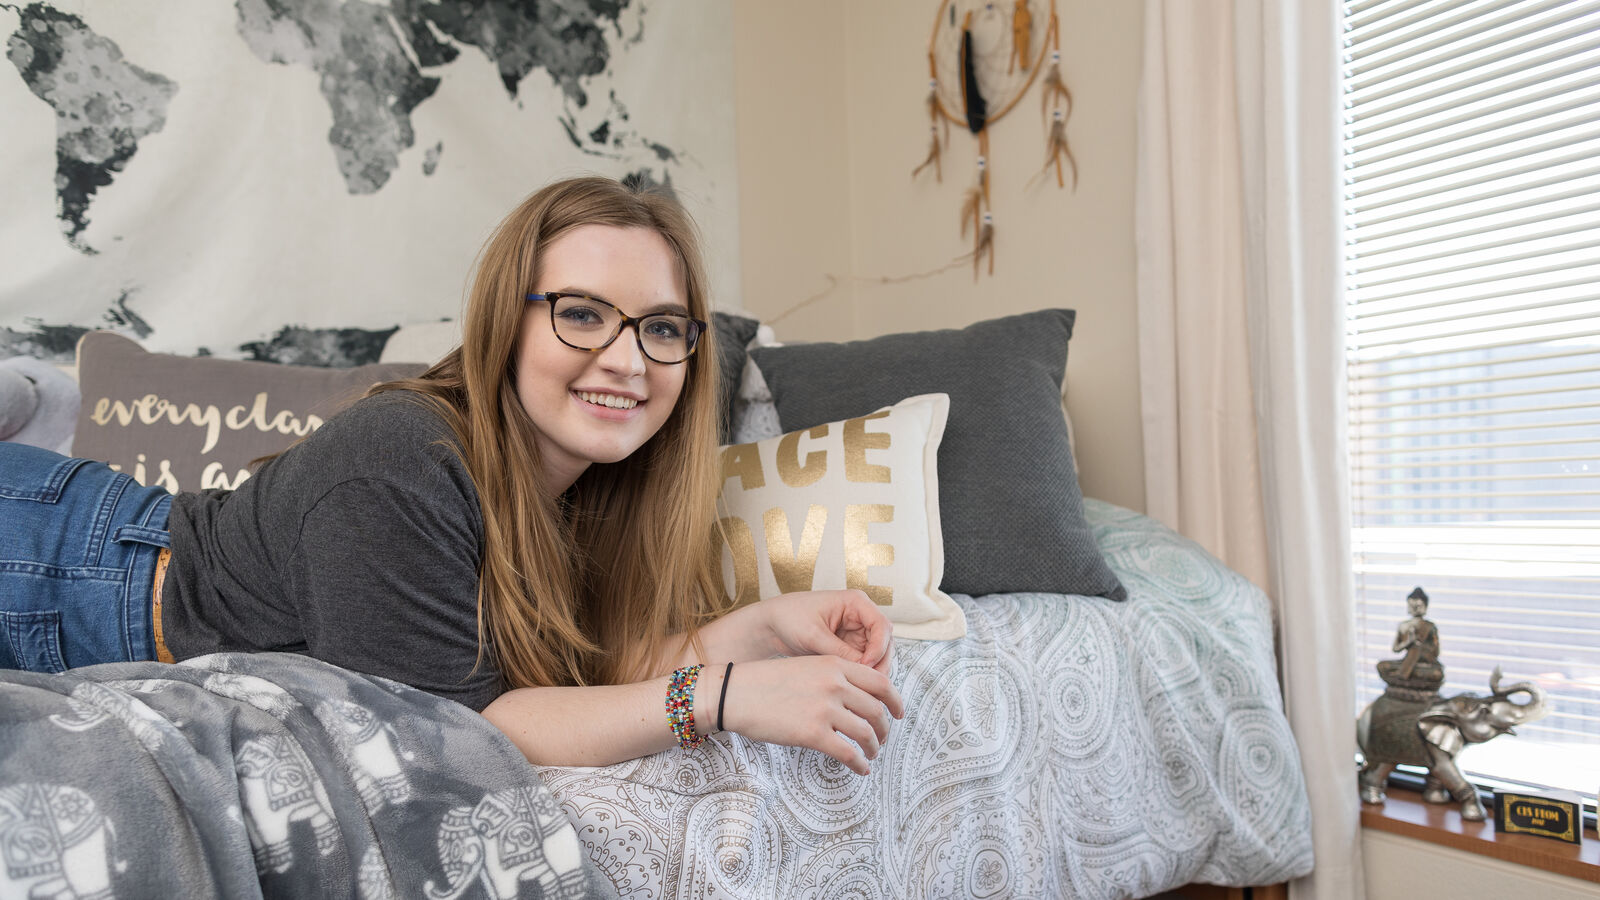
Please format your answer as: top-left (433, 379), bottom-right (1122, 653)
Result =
top-left (714, 393), bottom-right (965, 640)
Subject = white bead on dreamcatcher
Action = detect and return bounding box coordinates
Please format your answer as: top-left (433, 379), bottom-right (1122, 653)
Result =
top-left (977, 156), bottom-right (987, 169)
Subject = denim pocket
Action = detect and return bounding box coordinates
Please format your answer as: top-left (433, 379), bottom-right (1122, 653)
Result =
top-left (1, 609), bottom-right (67, 673)
top-left (0, 443), bottom-right (91, 503)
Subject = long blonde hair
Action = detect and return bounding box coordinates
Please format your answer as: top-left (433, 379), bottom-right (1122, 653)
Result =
top-left (375, 177), bottom-right (724, 689)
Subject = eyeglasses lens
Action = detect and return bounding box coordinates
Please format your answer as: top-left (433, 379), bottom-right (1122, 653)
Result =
top-left (551, 295), bottom-right (697, 363)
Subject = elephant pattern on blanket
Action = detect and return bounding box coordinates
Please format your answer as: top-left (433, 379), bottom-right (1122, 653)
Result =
top-left (425, 787), bottom-right (591, 900)
top-left (0, 653), bottom-right (616, 899)
top-left (0, 782), bottom-right (122, 900)
top-left (317, 699), bottom-right (413, 811)
top-left (235, 731), bottom-right (339, 874)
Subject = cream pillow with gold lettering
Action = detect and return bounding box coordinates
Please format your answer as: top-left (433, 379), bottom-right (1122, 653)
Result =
top-left (715, 392), bottom-right (965, 640)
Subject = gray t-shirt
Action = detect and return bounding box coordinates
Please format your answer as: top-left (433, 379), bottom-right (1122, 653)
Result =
top-left (162, 390), bottom-right (499, 711)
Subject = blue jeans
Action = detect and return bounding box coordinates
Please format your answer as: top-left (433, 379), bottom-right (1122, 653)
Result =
top-left (0, 442), bottom-right (170, 672)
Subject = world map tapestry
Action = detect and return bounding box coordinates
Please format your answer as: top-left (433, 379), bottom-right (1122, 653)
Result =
top-left (0, 0), bottom-right (740, 365)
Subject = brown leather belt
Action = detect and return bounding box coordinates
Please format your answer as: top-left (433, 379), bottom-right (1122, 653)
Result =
top-left (152, 547), bottom-right (175, 664)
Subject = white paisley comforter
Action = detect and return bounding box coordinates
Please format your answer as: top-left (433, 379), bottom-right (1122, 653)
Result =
top-left (538, 500), bottom-right (1315, 900)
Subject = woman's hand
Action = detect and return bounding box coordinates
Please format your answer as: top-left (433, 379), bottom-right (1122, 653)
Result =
top-left (719, 655), bottom-right (905, 775)
top-left (760, 590), bottom-right (895, 676)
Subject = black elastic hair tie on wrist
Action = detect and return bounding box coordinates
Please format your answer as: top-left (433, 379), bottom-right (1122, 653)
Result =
top-left (716, 661), bottom-right (733, 733)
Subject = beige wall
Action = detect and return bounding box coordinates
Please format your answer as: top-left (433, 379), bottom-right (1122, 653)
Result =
top-left (735, 6), bottom-right (1594, 895)
top-left (1363, 831), bottom-right (1598, 900)
top-left (733, 0), bottom-right (1146, 513)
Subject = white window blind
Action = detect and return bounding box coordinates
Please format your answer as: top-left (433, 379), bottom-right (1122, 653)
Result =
top-left (1342, 0), bottom-right (1600, 798)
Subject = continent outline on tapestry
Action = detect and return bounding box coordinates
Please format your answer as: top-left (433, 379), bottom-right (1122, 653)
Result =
top-left (0, 0), bottom-right (716, 368)
top-left (4, 0), bottom-right (685, 256)
top-left (3, 1), bottom-right (177, 254)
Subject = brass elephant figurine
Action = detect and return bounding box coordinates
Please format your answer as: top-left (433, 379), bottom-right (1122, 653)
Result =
top-left (1357, 666), bottom-right (1548, 821)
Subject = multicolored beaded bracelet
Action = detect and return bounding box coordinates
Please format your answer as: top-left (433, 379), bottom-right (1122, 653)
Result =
top-left (666, 664), bottom-right (706, 749)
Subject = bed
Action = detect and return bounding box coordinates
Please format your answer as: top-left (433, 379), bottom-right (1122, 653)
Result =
top-left (0, 320), bottom-right (1315, 898)
top-left (536, 500), bottom-right (1313, 899)
top-left (0, 500), bottom-right (1311, 899)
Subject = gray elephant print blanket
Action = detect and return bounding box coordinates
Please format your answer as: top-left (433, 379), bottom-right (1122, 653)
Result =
top-left (0, 652), bottom-right (617, 899)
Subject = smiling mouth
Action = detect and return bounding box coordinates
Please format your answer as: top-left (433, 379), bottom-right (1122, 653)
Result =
top-left (576, 390), bottom-right (640, 410)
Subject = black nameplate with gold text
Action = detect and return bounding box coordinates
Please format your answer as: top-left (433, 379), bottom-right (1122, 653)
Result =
top-left (1493, 789), bottom-right (1584, 845)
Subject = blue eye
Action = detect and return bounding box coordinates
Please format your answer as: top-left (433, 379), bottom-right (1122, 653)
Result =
top-left (642, 317), bottom-right (686, 341)
top-left (555, 300), bottom-right (610, 330)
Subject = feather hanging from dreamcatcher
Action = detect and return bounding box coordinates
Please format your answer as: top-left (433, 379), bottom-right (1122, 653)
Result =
top-left (957, 11), bottom-right (992, 280)
top-left (960, 186), bottom-right (982, 239)
top-left (959, 14), bottom-right (987, 134)
top-left (1038, 107), bottom-right (1077, 189)
top-left (916, 0), bottom-right (1069, 277)
top-left (965, 211), bottom-right (994, 278)
top-left (1037, 10), bottom-right (1077, 188)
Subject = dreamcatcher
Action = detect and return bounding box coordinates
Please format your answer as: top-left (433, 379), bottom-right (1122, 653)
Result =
top-left (914, 0), bottom-right (1075, 277)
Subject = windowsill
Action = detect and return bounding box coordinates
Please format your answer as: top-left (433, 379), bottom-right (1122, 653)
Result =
top-left (1361, 786), bottom-right (1599, 884)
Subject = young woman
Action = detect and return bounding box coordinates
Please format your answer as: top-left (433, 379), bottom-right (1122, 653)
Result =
top-left (0, 176), bottom-right (903, 776)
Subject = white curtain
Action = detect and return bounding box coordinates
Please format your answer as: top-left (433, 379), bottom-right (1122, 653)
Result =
top-left (1134, 2), bottom-right (1269, 592)
top-left (1136, 2), bottom-right (1365, 899)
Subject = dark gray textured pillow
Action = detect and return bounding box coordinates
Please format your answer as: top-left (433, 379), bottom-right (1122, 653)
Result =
top-left (712, 311), bottom-right (760, 442)
top-left (749, 309), bottom-right (1126, 601)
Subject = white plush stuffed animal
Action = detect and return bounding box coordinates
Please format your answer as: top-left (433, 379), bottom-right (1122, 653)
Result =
top-left (0, 356), bottom-right (80, 454)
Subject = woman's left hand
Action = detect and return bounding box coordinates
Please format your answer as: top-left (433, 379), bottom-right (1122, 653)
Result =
top-left (760, 590), bottom-right (895, 676)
